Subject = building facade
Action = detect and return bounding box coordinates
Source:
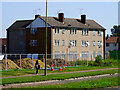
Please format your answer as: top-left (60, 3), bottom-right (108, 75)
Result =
top-left (106, 37), bottom-right (120, 51)
top-left (7, 13), bottom-right (106, 60)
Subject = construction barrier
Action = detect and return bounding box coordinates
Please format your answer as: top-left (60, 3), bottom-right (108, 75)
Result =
top-left (63, 64), bottom-right (65, 70)
top-left (51, 64), bottom-right (54, 71)
top-left (59, 65), bottom-right (62, 71)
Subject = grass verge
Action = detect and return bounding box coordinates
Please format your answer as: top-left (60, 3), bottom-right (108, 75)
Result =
top-left (2, 66), bottom-right (118, 77)
top-left (2, 69), bottom-right (118, 85)
top-left (27, 76), bottom-right (119, 88)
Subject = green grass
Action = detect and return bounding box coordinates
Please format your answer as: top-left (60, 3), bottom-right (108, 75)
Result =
top-left (2, 69), bottom-right (118, 85)
top-left (27, 76), bottom-right (119, 88)
top-left (2, 66), bottom-right (118, 77)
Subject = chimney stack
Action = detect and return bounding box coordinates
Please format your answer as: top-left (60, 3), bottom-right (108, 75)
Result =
top-left (35, 15), bottom-right (40, 19)
top-left (81, 15), bottom-right (86, 24)
top-left (58, 13), bottom-right (64, 23)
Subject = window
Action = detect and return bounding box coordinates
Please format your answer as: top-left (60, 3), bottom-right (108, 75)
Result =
top-left (98, 31), bottom-right (102, 36)
top-left (30, 28), bottom-right (37, 35)
top-left (93, 51), bottom-right (96, 58)
top-left (30, 40), bottom-right (37, 46)
top-left (70, 40), bottom-right (76, 46)
top-left (19, 41), bottom-right (23, 46)
top-left (62, 29), bottom-right (65, 34)
top-left (98, 52), bottom-right (102, 57)
top-left (62, 51), bottom-right (65, 59)
top-left (81, 52), bottom-right (89, 58)
top-left (93, 31), bottom-right (95, 36)
top-left (70, 52), bottom-right (77, 59)
top-left (62, 40), bottom-right (65, 46)
top-left (114, 43), bottom-right (117, 46)
top-left (70, 28), bottom-right (76, 34)
top-left (55, 40), bottom-right (59, 46)
top-left (82, 29), bottom-right (89, 35)
top-left (55, 28), bottom-right (59, 34)
top-left (82, 40), bottom-right (89, 47)
top-left (106, 43), bottom-right (109, 47)
top-left (98, 41), bottom-right (102, 48)
top-left (93, 41), bottom-right (95, 46)
top-left (55, 51), bottom-right (60, 59)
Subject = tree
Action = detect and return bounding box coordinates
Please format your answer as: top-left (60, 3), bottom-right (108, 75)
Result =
top-left (111, 25), bottom-right (120, 36)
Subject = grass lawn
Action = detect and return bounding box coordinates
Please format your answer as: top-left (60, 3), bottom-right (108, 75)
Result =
top-left (26, 76), bottom-right (119, 88)
top-left (2, 69), bottom-right (118, 85)
top-left (2, 65), bottom-right (118, 77)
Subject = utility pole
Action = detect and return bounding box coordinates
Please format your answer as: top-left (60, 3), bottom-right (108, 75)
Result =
top-left (45, 0), bottom-right (47, 76)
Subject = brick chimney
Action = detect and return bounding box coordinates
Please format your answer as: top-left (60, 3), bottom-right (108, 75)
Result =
top-left (35, 15), bottom-right (40, 19)
top-left (58, 13), bottom-right (64, 23)
top-left (81, 15), bottom-right (86, 24)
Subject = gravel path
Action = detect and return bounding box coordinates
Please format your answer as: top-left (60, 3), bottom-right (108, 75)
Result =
top-left (2, 73), bottom-right (119, 88)
top-left (2, 68), bottom-right (119, 79)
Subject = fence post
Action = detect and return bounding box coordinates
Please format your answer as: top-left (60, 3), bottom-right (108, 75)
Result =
top-left (43, 54), bottom-right (45, 68)
top-left (5, 54), bottom-right (7, 70)
top-left (32, 54), bottom-right (34, 69)
top-left (87, 58), bottom-right (88, 66)
top-left (20, 54), bottom-right (22, 70)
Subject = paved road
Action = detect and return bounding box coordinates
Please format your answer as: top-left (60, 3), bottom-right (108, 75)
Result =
top-left (2, 73), bottom-right (119, 88)
top-left (2, 68), bottom-right (119, 79)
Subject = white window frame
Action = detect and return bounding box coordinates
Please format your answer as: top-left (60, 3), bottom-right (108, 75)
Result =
top-left (55, 51), bottom-right (60, 59)
top-left (70, 40), bottom-right (76, 46)
top-left (98, 52), bottom-right (102, 57)
top-left (55, 28), bottom-right (59, 34)
top-left (98, 31), bottom-right (102, 36)
top-left (93, 31), bottom-right (95, 36)
top-left (82, 29), bottom-right (89, 35)
top-left (98, 41), bottom-right (102, 48)
top-left (81, 52), bottom-right (89, 58)
top-left (62, 29), bottom-right (65, 34)
top-left (93, 41), bottom-right (95, 46)
top-left (62, 40), bottom-right (65, 46)
top-left (82, 40), bottom-right (89, 47)
top-left (62, 51), bottom-right (65, 59)
top-left (55, 40), bottom-right (59, 46)
top-left (70, 28), bottom-right (76, 34)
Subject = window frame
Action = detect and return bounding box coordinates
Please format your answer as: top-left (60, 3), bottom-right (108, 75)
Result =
top-left (62, 40), bottom-right (65, 46)
top-left (55, 40), bottom-right (59, 46)
top-left (30, 40), bottom-right (37, 46)
top-left (55, 28), bottom-right (59, 34)
top-left (30, 28), bottom-right (37, 35)
top-left (82, 29), bottom-right (89, 36)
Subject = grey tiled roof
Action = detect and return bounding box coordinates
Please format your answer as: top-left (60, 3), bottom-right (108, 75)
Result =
top-left (40, 16), bottom-right (105, 30)
top-left (7, 20), bottom-right (33, 30)
top-left (7, 16), bottom-right (105, 30)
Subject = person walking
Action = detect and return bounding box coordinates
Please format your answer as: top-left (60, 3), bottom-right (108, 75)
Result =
top-left (35, 60), bottom-right (40, 75)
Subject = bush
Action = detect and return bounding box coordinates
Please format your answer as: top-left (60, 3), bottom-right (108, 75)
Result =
top-left (76, 60), bottom-right (87, 66)
top-left (94, 55), bottom-right (104, 66)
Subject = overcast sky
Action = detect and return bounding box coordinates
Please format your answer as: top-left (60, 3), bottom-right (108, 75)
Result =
top-left (1, 1), bottom-right (118, 38)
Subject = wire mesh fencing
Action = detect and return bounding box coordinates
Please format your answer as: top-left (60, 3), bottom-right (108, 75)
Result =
top-left (0, 54), bottom-right (91, 70)
top-left (0, 52), bottom-right (119, 70)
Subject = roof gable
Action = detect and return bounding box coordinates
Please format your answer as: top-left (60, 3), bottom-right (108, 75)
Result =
top-left (26, 17), bottom-right (51, 28)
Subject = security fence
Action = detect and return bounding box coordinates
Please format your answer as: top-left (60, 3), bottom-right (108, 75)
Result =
top-left (0, 52), bottom-right (119, 70)
top-left (0, 54), bottom-right (90, 70)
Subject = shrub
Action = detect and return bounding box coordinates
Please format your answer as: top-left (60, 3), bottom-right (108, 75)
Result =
top-left (94, 55), bottom-right (104, 66)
